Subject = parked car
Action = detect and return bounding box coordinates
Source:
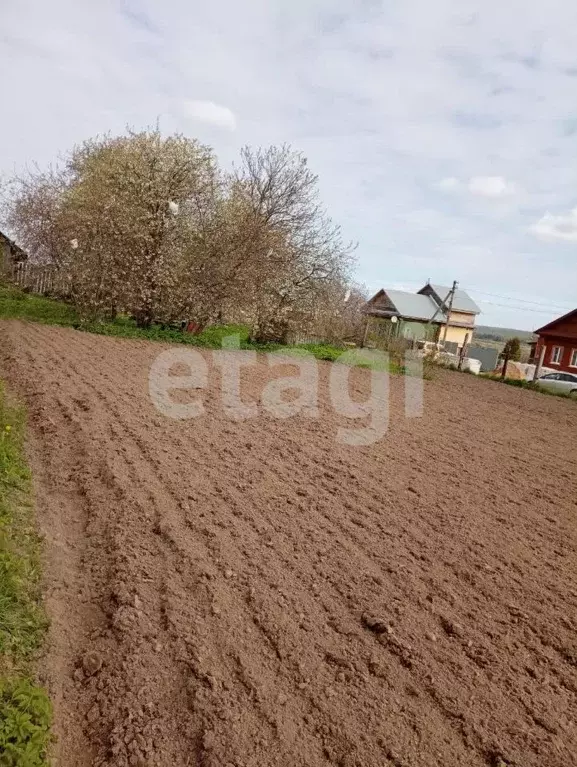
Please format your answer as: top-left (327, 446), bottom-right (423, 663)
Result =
top-left (537, 372), bottom-right (577, 396)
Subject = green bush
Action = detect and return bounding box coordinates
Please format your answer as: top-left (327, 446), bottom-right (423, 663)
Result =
top-left (502, 337), bottom-right (521, 361)
top-left (295, 343), bottom-right (344, 362)
top-left (0, 678), bottom-right (52, 766)
top-left (198, 324), bottom-right (251, 345)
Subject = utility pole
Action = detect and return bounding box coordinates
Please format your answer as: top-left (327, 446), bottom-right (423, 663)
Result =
top-left (501, 348), bottom-right (510, 380)
top-left (458, 332), bottom-right (470, 371)
top-left (441, 281), bottom-right (458, 345)
top-left (427, 282), bottom-right (456, 326)
top-left (532, 345), bottom-right (546, 382)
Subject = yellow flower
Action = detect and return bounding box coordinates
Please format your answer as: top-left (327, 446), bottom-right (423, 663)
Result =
top-left (5, 425), bottom-right (11, 432)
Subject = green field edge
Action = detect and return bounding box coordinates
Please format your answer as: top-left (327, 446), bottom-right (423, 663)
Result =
top-left (0, 380), bottom-right (53, 765)
top-left (0, 285), bottom-right (404, 373)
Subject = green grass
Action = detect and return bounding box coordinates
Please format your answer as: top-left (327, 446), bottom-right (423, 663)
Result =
top-left (0, 286), bottom-right (78, 326)
top-left (82, 316), bottom-right (253, 348)
top-left (0, 382), bottom-right (52, 764)
top-left (0, 286), bottom-right (401, 373)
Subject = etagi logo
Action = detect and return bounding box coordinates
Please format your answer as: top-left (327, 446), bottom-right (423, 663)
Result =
top-left (149, 335), bottom-right (424, 446)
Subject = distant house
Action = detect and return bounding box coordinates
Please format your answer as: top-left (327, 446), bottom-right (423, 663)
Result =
top-left (532, 308), bottom-right (577, 373)
top-left (0, 231), bottom-right (27, 274)
top-left (417, 283), bottom-right (480, 349)
top-left (363, 282), bottom-right (480, 351)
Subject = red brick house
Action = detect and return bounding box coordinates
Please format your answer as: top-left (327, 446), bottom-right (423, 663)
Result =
top-left (532, 308), bottom-right (577, 373)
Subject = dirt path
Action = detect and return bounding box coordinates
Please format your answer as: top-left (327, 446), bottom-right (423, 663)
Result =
top-left (1, 320), bottom-right (576, 767)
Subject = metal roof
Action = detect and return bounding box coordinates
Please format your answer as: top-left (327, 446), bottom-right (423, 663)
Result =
top-left (385, 290), bottom-right (446, 322)
top-left (428, 284), bottom-right (481, 314)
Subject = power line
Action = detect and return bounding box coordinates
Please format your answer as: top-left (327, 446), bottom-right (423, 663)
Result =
top-left (476, 300), bottom-right (563, 315)
top-left (467, 287), bottom-right (575, 313)
top-left (394, 279), bottom-right (574, 314)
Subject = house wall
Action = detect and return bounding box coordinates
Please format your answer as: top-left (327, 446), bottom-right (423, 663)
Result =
top-left (364, 316), bottom-right (438, 349)
top-left (442, 324), bottom-right (473, 349)
top-left (0, 234), bottom-right (27, 276)
top-left (0, 238), bottom-right (10, 275)
top-left (448, 310), bottom-right (475, 328)
top-left (535, 333), bottom-right (577, 373)
top-left (541, 315), bottom-right (577, 339)
top-left (399, 320), bottom-right (437, 342)
top-left (429, 309), bottom-right (476, 349)
top-left (364, 316), bottom-right (398, 347)
top-left (367, 291), bottom-right (396, 312)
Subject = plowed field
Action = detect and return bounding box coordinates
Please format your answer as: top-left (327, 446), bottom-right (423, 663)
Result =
top-left (1, 320), bottom-right (576, 767)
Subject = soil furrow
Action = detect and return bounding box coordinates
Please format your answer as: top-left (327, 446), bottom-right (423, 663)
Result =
top-left (1, 320), bottom-right (576, 767)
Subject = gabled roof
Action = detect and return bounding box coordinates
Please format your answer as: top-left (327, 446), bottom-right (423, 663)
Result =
top-left (420, 284), bottom-right (481, 314)
top-left (367, 289), bottom-right (446, 322)
top-left (534, 307), bottom-right (577, 335)
top-left (0, 230), bottom-right (28, 263)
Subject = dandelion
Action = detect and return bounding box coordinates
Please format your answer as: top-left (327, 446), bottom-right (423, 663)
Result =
top-left (5, 425), bottom-right (11, 432)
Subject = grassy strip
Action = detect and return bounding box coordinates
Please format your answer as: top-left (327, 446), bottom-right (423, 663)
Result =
top-left (0, 286), bottom-right (402, 372)
top-left (0, 382), bottom-right (52, 765)
top-left (482, 373), bottom-right (576, 401)
top-left (0, 286), bottom-right (77, 327)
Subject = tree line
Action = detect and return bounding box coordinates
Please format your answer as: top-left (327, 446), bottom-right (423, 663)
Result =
top-left (2, 129), bottom-right (366, 344)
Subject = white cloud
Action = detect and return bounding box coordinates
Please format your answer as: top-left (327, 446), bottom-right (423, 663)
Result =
top-left (530, 208), bottom-right (577, 242)
top-left (438, 177), bottom-right (461, 192)
top-left (467, 176), bottom-right (517, 198)
top-left (182, 100), bottom-right (237, 131)
top-left (438, 176), bottom-right (517, 198)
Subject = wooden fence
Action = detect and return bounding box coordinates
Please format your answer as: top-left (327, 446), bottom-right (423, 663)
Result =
top-left (4, 262), bottom-right (70, 297)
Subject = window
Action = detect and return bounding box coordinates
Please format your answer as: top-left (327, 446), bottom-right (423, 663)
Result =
top-left (551, 345), bottom-right (563, 364)
top-left (571, 349), bottom-right (577, 368)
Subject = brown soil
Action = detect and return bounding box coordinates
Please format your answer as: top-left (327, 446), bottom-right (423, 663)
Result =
top-left (1, 320), bottom-right (576, 767)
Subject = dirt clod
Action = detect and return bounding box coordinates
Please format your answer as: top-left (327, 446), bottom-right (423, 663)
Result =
top-left (82, 651), bottom-right (103, 676)
top-left (362, 614), bottom-right (389, 634)
top-left (73, 667), bottom-right (85, 683)
top-left (439, 617), bottom-right (464, 638)
top-left (86, 704), bottom-right (101, 724)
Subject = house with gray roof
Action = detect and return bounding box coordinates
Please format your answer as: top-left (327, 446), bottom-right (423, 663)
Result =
top-left (363, 281), bottom-right (480, 351)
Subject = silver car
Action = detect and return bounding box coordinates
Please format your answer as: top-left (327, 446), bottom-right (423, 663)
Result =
top-left (537, 372), bottom-right (577, 396)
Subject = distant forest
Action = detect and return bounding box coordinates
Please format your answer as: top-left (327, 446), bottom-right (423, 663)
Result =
top-left (474, 325), bottom-right (537, 343)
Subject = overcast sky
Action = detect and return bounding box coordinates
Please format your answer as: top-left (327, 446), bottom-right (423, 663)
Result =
top-left (2, 0), bottom-right (577, 330)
